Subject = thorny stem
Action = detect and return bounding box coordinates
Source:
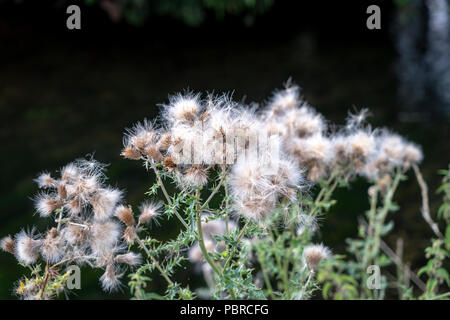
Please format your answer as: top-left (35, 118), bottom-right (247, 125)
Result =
top-left (37, 260), bottom-right (50, 300)
top-left (224, 182), bottom-right (230, 233)
top-left (362, 186), bottom-right (379, 268)
top-left (412, 164), bottom-right (444, 239)
top-left (50, 255), bottom-right (94, 269)
top-left (371, 168), bottom-right (403, 261)
top-left (148, 159), bottom-right (188, 229)
top-left (223, 220), bottom-right (250, 270)
top-left (195, 187), bottom-right (238, 300)
top-left (298, 270), bottom-right (314, 300)
top-left (199, 172), bottom-right (227, 212)
top-left (310, 169), bottom-right (342, 218)
top-left (136, 234), bottom-right (174, 286)
top-left (195, 189), bottom-right (222, 277)
top-left (257, 248), bottom-right (275, 299)
top-left (268, 227), bottom-right (289, 296)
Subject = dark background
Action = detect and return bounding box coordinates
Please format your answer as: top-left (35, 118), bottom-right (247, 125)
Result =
top-left (0, 0), bottom-right (448, 299)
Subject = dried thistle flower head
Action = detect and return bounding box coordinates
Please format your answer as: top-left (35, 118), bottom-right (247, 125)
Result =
top-left (40, 227), bottom-right (64, 264)
top-left (403, 142), bottom-right (423, 168)
top-left (284, 106), bottom-right (326, 138)
top-left (157, 132), bottom-right (172, 151)
top-left (63, 224), bottom-right (89, 245)
top-left (138, 201), bottom-right (163, 225)
top-left (61, 163), bottom-right (79, 182)
top-left (303, 244), bottom-right (331, 271)
top-left (230, 153), bottom-right (304, 222)
top-left (34, 193), bottom-right (63, 217)
top-left (122, 225), bottom-right (137, 244)
top-left (90, 221), bottom-right (121, 263)
top-left (120, 144), bottom-right (141, 160)
top-left (34, 172), bottom-right (56, 189)
top-left (114, 252), bottom-right (142, 266)
top-left (164, 93), bottom-right (202, 125)
top-left (266, 84), bottom-right (301, 118)
top-left (100, 263), bottom-right (122, 292)
top-left (14, 230), bottom-right (42, 265)
top-left (90, 187), bottom-right (123, 222)
top-left (181, 165), bottom-right (209, 187)
top-left (114, 205), bottom-right (135, 226)
top-left (1, 235), bottom-right (15, 254)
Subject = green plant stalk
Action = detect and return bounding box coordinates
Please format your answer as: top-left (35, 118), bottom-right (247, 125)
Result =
top-left (148, 160), bottom-right (188, 229)
top-left (223, 220), bottom-right (249, 270)
top-left (372, 168), bottom-right (403, 262)
top-left (268, 227), bottom-right (289, 297)
top-left (256, 247), bottom-right (274, 298)
top-left (136, 234), bottom-right (174, 286)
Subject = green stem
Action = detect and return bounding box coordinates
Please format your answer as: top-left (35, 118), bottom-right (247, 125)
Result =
top-left (149, 160), bottom-right (188, 229)
top-left (194, 189), bottom-right (222, 276)
top-left (136, 234), bottom-right (174, 286)
top-left (199, 174), bottom-right (226, 212)
top-left (257, 247), bottom-right (275, 299)
top-left (223, 220), bottom-right (249, 270)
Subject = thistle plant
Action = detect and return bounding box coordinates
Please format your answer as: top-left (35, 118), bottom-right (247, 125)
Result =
top-left (1, 82), bottom-right (448, 300)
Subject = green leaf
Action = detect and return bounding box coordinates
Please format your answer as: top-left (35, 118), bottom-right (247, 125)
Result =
top-left (322, 282), bottom-right (331, 299)
top-left (445, 226), bottom-right (450, 250)
top-left (437, 268), bottom-right (450, 285)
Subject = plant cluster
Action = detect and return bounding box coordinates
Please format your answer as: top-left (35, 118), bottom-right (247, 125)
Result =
top-left (1, 82), bottom-right (448, 300)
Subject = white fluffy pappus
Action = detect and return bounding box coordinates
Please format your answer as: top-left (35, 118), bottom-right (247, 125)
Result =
top-left (40, 228), bottom-right (65, 264)
top-left (14, 230), bottom-right (43, 265)
top-left (100, 263), bottom-right (122, 292)
top-left (138, 201), bottom-right (163, 226)
top-left (90, 187), bottom-right (123, 221)
top-left (283, 106), bottom-right (326, 138)
top-left (34, 172), bottom-right (56, 189)
top-left (114, 252), bottom-right (142, 266)
top-left (123, 119), bottom-right (159, 153)
top-left (265, 84), bottom-right (301, 119)
top-left (90, 221), bottom-right (121, 263)
top-left (303, 244), bottom-right (331, 270)
top-left (163, 93), bottom-right (202, 125)
top-left (34, 193), bottom-right (62, 217)
top-left (229, 153), bottom-right (304, 221)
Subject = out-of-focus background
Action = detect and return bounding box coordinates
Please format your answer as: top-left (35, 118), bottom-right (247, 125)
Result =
top-left (0, 0), bottom-right (449, 299)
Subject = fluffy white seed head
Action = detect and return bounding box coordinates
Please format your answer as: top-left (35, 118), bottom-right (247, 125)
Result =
top-left (34, 172), bottom-right (56, 189)
top-left (14, 230), bottom-right (42, 265)
top-left (40, 228), bottom-right (64, 264)
top-left (100, 264), bottom-right (121, 292)
top-left (114, 252), bottom-right (142, 266)
top-left (138, 201), bottom-right (163, 225)
top-left (284, 106), bottom-right (326, 138)
top-left (90, 221), bottom-right (121, 263)
top-left (303, 244), bottom-right (331, 270)
top-left (34, 193), bottom-right (62, 217)
top-left (90, 188), bottom-right (123, 221)
top-left (114, 205), bottom-right (135, 226)
top-left (181, 165), bottom-right (209, 187)
top-left (265, 85), bottom-right (301, 119)
top-left (1, 235), bottom-right (15, 254)
top-left (63, 224), bottom-right (89, 245)
top-left (164, 94), bottom-right (202, 125)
